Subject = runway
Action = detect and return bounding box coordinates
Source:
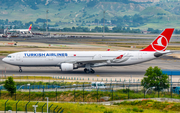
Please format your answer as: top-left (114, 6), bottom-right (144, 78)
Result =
top-left (0, 57), bottom-right (180, 82)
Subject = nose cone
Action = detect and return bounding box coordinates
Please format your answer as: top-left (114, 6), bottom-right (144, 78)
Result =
top-left (2, 58), bottom-right (7, 63)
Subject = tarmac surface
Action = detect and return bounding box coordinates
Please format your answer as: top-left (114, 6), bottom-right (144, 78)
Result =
top-left (0, 35), bottom-right (179, 41)
top-left (1, 35), bottom-right (180, 48)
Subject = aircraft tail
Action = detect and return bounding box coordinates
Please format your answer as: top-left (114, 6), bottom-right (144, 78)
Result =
top-left (28, 24), bottom-right (32, 31)
top-left (140, 28), bottom-right (174, 51)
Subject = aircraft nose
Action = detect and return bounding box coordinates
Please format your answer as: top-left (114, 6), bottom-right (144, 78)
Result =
top-left (2, 58), bottom-right (6, 63)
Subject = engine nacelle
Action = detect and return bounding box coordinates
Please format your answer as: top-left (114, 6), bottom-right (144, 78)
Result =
top-left (61, 63), bottom-right (73, 71)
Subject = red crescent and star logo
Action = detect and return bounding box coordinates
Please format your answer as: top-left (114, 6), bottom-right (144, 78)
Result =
top-left (151, 35), bottom-right (168, 51)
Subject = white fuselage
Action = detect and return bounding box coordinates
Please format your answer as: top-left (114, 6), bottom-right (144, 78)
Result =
top-left (2, 51), bottom-right (156, 68)
top-left (9, 29), bottom-right (30, 32)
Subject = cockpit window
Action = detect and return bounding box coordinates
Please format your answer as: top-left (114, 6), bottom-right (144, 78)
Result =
top-left (7, 56), bottom-right (11, 58)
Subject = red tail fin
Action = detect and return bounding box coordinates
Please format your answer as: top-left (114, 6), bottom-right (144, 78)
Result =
top-left (141, 28), bottom-right (174, 51)
top-left (28, 24), bottom-right (32, 31)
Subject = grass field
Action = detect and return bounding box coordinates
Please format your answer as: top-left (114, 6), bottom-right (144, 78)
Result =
top-left (0, 88), bottom-right (180, 102)
top-left (0, 99), bottom-right (179, 113)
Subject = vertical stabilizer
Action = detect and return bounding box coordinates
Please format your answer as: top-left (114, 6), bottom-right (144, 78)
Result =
top-left (141, 28), bottom-right (174, 51)
top-left (28, 24), bottom-right (32, 31)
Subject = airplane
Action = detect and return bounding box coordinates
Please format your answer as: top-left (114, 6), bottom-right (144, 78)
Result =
top-left (2, 28), bottom-right (174, 73)
top-left (8, 24), bottom-right (32, 34)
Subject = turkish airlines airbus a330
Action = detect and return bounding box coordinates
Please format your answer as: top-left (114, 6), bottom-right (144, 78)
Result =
top-left (2, 28), bottom-right (174, 73)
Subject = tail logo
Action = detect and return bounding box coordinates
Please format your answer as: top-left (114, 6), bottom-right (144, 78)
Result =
top-left (151, 35), bottom-right (168, 51)
top-left (29, 24), bottom-right (32, 31)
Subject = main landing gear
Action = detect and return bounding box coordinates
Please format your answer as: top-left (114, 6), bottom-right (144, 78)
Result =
top-left (84, 68), bottom-right (95, 74)
top-left (84, 64), bottom-right (95, 74)
top-left (19, 66), bottom-right (22, 73)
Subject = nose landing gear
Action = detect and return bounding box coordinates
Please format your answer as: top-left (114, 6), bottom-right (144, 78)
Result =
top-left (19, 67), bottom-right (22, 73)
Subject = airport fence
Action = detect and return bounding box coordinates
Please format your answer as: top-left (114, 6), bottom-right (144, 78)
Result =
top-left (0, 81), bottom-right (180, 113)
top-left (1, 100), bottom-right (64, 113)
top-left (0, 82), bottom-right (179, 102)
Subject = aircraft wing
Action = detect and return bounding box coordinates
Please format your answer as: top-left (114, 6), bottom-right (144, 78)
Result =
top-left (64, 59), bottom-right (108, 64)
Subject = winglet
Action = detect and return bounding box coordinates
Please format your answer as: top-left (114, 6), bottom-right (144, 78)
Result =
top-left (141, 28), bottom-right (174, 51)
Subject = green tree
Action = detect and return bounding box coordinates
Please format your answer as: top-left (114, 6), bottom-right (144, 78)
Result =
top-left (4, 77), bottom-right (16, 97)
top-left (141, 66), bottom-right (169, 91)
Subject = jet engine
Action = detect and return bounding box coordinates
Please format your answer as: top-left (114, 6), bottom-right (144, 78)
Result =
top-left (60, 63), bottom-right (74, 71)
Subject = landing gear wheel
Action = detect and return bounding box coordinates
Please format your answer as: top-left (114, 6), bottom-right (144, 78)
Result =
top-left (91, 69), bottom-right (95, 74)
top-left (86, 69), bottom-right (90, 74)
top-left (84, 68), bottom-right (87, 73)
top-left (19, 69), bottom-right (22, 73)
top-left (84, 68), bottom-right (90, 73)
top-left (84, 68), bottom-right (95, 74)
top-left (19, 67), bottom-right (22, 73)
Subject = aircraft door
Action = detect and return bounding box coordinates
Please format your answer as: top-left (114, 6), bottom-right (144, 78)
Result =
top-left (16, 54), bottom-right (21, 61)
top-left (138, 53), bottom-right (143, 59)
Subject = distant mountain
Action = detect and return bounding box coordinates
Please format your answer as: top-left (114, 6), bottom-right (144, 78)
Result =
top-left (0, 0), bottom-right (180, 30)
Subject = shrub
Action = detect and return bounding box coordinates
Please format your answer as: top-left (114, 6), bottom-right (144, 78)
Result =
top-left (104, 110), bottom-right (113, 113)
top-left (6, 106), bottom-right (12, 111)
top-left (100, 106), bottom-right (105, 109)
top-left (171, 103), bottom-right (180, 111)
top-left (131, 100), bottom-right (141, 105)
top-left (126, 108), bottom-right (131, 111)
top-left (113, 103), bottom-right (120, 105)
top-left (133, 107), bottom-right (139, 112)
top-left (139, 109), bottom-right (144, 112)
top-left (121, 101), bottom-right (131, 105)
top-left (17, 108), bottom-right (23, 111)
top-left (146, 102), bottom-right (153, 107)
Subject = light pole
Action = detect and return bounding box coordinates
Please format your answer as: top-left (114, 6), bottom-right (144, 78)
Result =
top-left (32, 105), bottom-right (38, 113)
top-left (171, 72), bottom-right (172, 98)
top-left (145, 87), bottom-right (155, 96)
top-left (103, 10), bottom-right (105, 37)
top-left (46, 10), bottom-right (49, 32)
top-left (144, 83), bottom-right (146, 98)
top-left (46, 97), bottom-right (49, 113)
top-left (27, 84), bottom-right (30, 101)
top-left (56, 87), bottom-right (57, 101)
